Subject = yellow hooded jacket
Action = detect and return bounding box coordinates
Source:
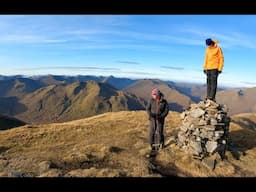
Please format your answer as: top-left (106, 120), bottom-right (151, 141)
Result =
top-left (203, 40), bottom-right (224, 71)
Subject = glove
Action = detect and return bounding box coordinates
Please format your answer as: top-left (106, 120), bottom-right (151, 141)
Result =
top-left (203, 70), bottom-right (207, 74)
top-left (218, 71), bottom-right (222, 74)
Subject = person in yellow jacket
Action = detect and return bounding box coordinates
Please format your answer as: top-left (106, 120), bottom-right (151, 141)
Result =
top-left (203, 38), bottom-right (224, 101)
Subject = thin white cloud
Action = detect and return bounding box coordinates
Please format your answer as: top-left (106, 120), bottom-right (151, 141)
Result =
top-left (160, 66), bottom-right (184, 70)
top-left (122, 71), bottom-right (155, 75)
top-left (240, 81), bottom-right (256, 85)
top-left (41, 39), bottom-right (68, 43)
top-left (83, 15), bottom-right (132, 27)
top-left (220, 81), bottom-right (256, 88)
top-left (65, 43), bottom-right (175, 53)
top-left (0, 34), bottom-right (68, 44)
top-left (65, 29), bottom-right (103, 36)
top-left (17, 66), bottom-right (120, 71)
top-left (0, 18), bottom-right (210, 47)
top-left (181, 27), bottom-right (256, 49)
top-left (65, 29), bottom-right (203, 46)
top-left (116, 61), bottom-right (140, 65)
top-left (1, 16), bottom-right (255, 49)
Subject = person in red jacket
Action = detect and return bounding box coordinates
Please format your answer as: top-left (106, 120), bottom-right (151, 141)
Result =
top-left (146, 88), bottom-right (169, 151)
top-left (203, 38), bottom-right (224, 101)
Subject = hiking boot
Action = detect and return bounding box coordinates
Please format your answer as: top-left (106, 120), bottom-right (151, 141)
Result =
top-left (152, 143), bottom-right (161, 151)
top-left (150, 144), bottom-right (156, 151)
top-left (207, 97), bottom-right (216, 102)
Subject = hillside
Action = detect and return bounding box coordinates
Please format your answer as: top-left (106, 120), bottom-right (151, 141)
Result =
top-left (125, 79), bottom-right (192, 112)
top-left (165, 81), bottom-right (206, 102)
top-left (0, 78), bottom-right (44, 99)
top-left (166, 81), bottom-right (227, 103)
top-left (0, 97), bottom-right (27, 117)
top-left (0, 111), bottom-right (256, 177)
top-left (16, 81), bottom-right (146, 123)
top-left (1, 75), bottom-right (255, 120)
top-left (216, 87), bottom-right (256, 115)
top-left (0, 75), bottom-right (7, 80)
top-left (0, 115), bottom-right (26, 130)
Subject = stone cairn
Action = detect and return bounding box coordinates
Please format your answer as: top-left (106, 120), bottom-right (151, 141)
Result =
top-left (177, 99), bottom-right (231, 162)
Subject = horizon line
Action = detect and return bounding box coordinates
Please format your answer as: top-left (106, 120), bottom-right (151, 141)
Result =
top-left (0, 73), bottom-right (252, 89)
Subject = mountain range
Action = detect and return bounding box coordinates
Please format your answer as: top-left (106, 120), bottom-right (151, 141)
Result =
top-left (4, 80), bottom-right (145, 124)
top-left (0, 75), bottom-right (255, 123)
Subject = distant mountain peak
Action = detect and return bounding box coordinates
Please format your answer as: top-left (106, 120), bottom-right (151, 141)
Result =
top-left (14, 81), bottom-right (145, 124)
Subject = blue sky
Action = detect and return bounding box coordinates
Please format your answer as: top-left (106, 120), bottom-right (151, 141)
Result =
top-left (1, 15), bottom-right (256, 87)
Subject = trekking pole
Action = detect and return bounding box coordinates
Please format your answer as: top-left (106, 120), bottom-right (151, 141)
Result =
top-left (153, 117), bottom-right (160, 151)
top-left (152, 117), bottom-right (157, 151)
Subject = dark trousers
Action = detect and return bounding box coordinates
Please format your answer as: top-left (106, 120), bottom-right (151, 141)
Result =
top-left (206, 69), bottom-right (219, 100)
top-left (149, 118), bottom-right (164, 145)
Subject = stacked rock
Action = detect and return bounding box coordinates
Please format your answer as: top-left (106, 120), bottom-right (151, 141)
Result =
top-left (177, 99), bottom-right (231, 160)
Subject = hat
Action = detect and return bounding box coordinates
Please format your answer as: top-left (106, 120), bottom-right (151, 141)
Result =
top-left (212, 39), bottom-right (218, 44)
top-left (206, 38), bottom-right (214, 46)
top-left (151, 88), bottom-right (160, 96)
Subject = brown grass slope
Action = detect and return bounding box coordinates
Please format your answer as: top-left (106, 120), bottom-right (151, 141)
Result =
top-left (16, 81), bottom-right (146, 124)
top-left (216, 87), bottom-right (256, 115)
top-left (124, 79), bottom-right (192, 112)
top-left (0, 111), bottom-right (256, 177)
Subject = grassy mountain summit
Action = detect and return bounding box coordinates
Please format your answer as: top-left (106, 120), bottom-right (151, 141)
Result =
top-left (0, 111), bottom-right (256, 177)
